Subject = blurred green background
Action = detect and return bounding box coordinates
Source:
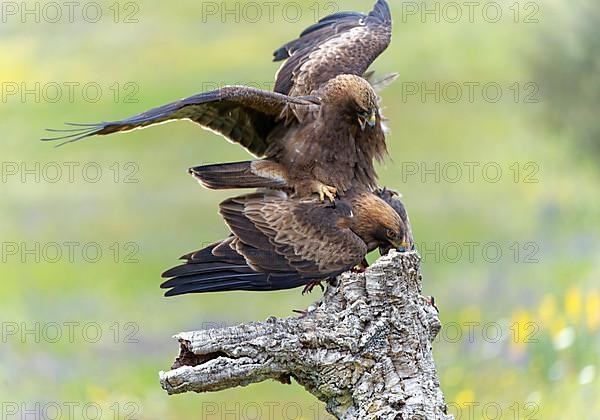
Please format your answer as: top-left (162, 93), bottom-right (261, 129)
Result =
top-left (1, 0), bottom-right (599, 418)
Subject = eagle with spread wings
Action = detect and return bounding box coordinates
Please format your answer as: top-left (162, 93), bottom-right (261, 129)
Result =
top-left (45, 0), bottom-right (393, 201)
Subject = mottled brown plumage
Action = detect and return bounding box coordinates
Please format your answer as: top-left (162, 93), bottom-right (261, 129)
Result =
top-left (273, 0), bottom-right (392, 96)
top-left (44, 0), bottom-right (393, 199)
top-left (263, 74), bottom-right (388, 195)
top-left (160, 188), bottom-right (408, 296)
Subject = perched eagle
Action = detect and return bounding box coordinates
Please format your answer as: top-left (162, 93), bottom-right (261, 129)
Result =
top-left (44, 0), bottom-right (393, 200)
top-left (160, 187), bottom-right (409, 296)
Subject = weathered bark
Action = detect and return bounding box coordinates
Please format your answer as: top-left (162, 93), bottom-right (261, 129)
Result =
top-left (159, 250), bottom-right (453, 420)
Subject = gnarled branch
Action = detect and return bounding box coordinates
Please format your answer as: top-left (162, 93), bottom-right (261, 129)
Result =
top-left (159, 251), bottom-right (453, 419)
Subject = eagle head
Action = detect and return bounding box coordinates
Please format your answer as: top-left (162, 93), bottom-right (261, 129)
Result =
top-left (374, 208), bottom-right (409, 254)
top-left (351, 193), bottom-right (408, 253)
top-left (321, 75), bottom-right (380, 131)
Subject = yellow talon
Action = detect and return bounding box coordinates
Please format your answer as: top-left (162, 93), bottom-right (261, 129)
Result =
top-left (319, 184), bottom-right (337, 202)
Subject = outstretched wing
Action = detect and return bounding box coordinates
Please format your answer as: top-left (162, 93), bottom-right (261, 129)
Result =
top-left (160, 193), bottom-right (367, 296)
top-left (273, 0), bottom-right (392, 96)
top-left (43, 86), bottom-right (317, 156)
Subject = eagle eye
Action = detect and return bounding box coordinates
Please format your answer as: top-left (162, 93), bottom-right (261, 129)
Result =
top-left (385, 228), bottom-right (397, 240)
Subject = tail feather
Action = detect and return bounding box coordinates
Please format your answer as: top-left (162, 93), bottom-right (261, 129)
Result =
top-left (161, 237), bottom-right (311, 296)
top-left (164, 277), bottom-right (262, 296)
top-left (161, 262), bottom-right (249, 279)
top-left (161, 270), bottom-right (263, 289)
top-left (189, 161), bottom-right (288, 190)
top-left (161, 266), bottom-right (309, 296)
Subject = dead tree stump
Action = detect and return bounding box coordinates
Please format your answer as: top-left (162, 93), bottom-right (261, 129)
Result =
top-left (160, 250), bottom-right (453, 419)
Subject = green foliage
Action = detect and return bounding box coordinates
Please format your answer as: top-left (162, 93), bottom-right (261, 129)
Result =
top-left (532, 0), bottom-right (600, 155)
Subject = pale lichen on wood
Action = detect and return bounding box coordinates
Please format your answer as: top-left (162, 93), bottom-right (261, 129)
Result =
top-left (160, 250), bottom-right (453, 420)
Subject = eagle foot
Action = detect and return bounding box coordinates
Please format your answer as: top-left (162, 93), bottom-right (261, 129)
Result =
top-left (302, 281), bottom-right (324, 295)
top-left (351, 258), bottom-right (369, 273)
top-left (316, 183), bottom-right (337, 203)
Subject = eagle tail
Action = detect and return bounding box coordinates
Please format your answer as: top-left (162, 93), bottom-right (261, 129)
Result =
top-left (188, 161), bottom-right (288, 190)
top-left (160, 241), bottom-right (309, 296)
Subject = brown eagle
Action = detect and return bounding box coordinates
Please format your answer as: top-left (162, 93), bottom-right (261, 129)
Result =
top-left (160, 187), bottom-right (409, 296)
top-left (44, 0), bottom-right (393, 200)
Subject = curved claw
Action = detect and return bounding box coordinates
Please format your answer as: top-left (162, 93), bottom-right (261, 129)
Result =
top-left (351, 258), bottom-right (369, 273)
top-left (318, 184), bottom-right (337, 203)
top-left (302, 281), bottom-right (324, 295)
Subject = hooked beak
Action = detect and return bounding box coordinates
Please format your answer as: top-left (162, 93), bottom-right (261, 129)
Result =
top-left (358, 110), bottom-right (378, 130)
top-left (367, 110), bottom-right (378, 127)
top-left (379, 239), bottom-right (410, 256)
top-left (393, 240), bottom-right (410, 253)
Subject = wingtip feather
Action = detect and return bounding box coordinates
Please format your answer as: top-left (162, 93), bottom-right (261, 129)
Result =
top-left (371, 0), bottom-right (392, 23)
top-left (273, 47), bottom-right (289, 61)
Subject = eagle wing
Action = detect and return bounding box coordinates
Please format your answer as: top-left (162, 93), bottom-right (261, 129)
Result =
top-left (43, 86), bottom-right (318, 156)
top-left (273, 0), bottom-right (392, 96)
top-left (232, 194), bottom-right (367, 276)
top-left (160, 192), bottom-right (367, 295)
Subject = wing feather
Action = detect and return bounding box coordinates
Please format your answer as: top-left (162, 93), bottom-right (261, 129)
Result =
top-left (160, 193), bottom-right (367, 295)
top-left (43, 86), bottom-right (316, 157)
top-left (235, 194), bottom-right (368, 276)
top-left (273, 0), bottom-right (392, 95)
